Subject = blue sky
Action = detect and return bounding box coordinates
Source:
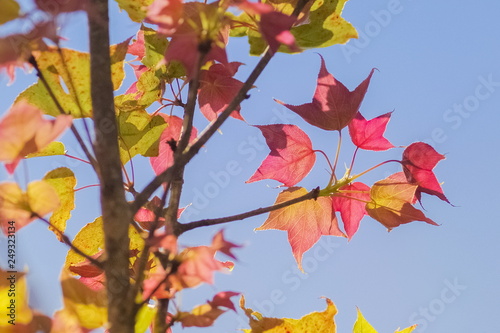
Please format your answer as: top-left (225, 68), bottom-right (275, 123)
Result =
top-left (1, 0), bottom-right (500, 332)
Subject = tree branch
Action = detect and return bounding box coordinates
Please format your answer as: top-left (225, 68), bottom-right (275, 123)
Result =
top-left (178, 187), bottom-right (320, 234)
top-left (87, 0), bottom-right (134, 332)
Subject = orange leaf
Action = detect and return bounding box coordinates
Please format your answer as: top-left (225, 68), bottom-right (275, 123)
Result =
top-left (366, 173), bottom-right (438, 230)
top-left (256, 187), bottom-right (345, 271)
top-left (0, 101), bottom-right (72, 173)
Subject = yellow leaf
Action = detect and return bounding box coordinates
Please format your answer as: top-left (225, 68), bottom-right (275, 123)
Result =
top-left (43, 167), bottom-right (76, 241)
top-left (0, 0), bottom-right (20, 25)
top-left (135, 304), bottom-right (156, 333)
top-left (114, 0), bottom-right (154, 22)
top-left (60, 269), bottom-right (107, 329)
top-left (240, 295), bottom-right (337, 332)
top-left (0, 180), bottom-right (60, 233)
top-left (26, 141), bottom-right (65, 158)
top-left (17, 40), bottom-right (129, 118)
top-left (353, 308), bottom-right (377, 333)
top-left (65, 216), bottom-right (145, 273)
top-left (395, 325), bottom-right (417, 333)
top-left (0, 270), bottom-right (32, 326)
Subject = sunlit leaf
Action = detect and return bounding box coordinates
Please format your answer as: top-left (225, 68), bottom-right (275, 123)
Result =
top-left (114, 0), bottom-right (154, 22)
top-left (43, 167), bottom-right (76, 241)
top-left (0, 0), bottom-right (20, 25)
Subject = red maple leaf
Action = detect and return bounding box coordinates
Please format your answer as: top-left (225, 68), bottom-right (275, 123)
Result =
top-left (198, 62), bottom-right (245, 121)
top-left (332, 182), bottom-right (371, 240)
top-left (150, 114), bottom-right (197, 176)
top-left (163, 2), bottom-right (229, 78)
top-left (256, 187), bottom-right (345, 271)
top-left (259, 11), bottom-right (299, 54)
top-left (211, 230), bottom-right (241, 260)
top-left (348, 111), bottom-right (394, 151)
top-left (246, 124), bottom-right (316, 187)
top-left (146, 0), bottom-right (184, 36)
top-left (276, 55), bottom-right (374, 131)
top-left (402, 142), bottom-right (449, 203)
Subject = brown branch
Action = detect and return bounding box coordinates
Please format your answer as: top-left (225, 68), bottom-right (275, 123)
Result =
top-left (178, 187), bottom-right (320, 234)
top-left (35, 214), bottom-right (104, 270)
top-left (87, 0), bottom-right (134, 332)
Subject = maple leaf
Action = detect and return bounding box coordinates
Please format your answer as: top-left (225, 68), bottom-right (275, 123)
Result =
top-left (198, 62), bottom-right (245, 122)
top-left (149, 114), bottom-right (197, 176)
top-left (43, 167), bottom-right (76, 242)
top-left (259, 11), bottom-right (299, 54)
top-left (240, 295), bottom-right (337, 332)
top-left (114, 0), bottom-right (155, 22)
top-left (276, 55), bottom-right (374, 131)
top-left (246, 124), bottom-right (316, 187)
top-left (177, 291), bottom-right (240, 328)
top-left (169, 246), bottom-right (227, 290)
top-left (353, 308), bottom-right (377, 333)
top-left (0, 181), bottom-right (60, 234)
top-left (366, 173), bottom-right (439, 230)
top-left (0, 101), bottom-right (72, 173)
top-left (164, 2), bottom-right (229, 78)
top-left (146, 0), bottom-right (184, 36)
top-left (402, 142), bottom-right (449, 203)
top-left (348, 111), bottom-right (394, 151)
top-left (332, 182), bottom-right (371, 240)
top-left (60, 270), bottom-right (107, 330)
top-left (256, 187), bottom-right (345, 271)
top-left (211, 229), bottom-right (241, 260)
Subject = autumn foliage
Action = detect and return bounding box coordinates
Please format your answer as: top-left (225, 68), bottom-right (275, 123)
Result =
top-left (0, 0), bottom-right (449, 332)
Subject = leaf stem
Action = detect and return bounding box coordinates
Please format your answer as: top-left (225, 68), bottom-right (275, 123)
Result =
top-left (350, 159), bottom-right (402, 181)
top-left (178, 187), bottom-right (320, 234)
top-left (328, 130), bottom-right (342, 186)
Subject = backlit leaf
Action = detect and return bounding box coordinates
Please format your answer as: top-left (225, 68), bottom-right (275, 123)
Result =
top-left (332, 182), bottom-right (370, 240)
top-left (402, 142), bottom-right (448, 202)
top-left (0, 180), bottom-right (60, 234)
top-left (177, 292), bottom-right (239, 328)
top-left (240, 295), bottom-right (337, 332)
top-left (246, 124), bottom-right (316, 187)
top-left (117, 109), bottom-right (167, 165)
top-left (256, 187), bottom-right (345, 271)
top-left (366, 173), bottom-right (438, 230)
top-left (18, 41), bottom-right (129, 118)
top-left (353, 308), bottom-right (377, 333)
top-left (43, 167), bottom-right (76, 241)
top-left (60, 269), bottom-right (107, 329)
top-left (0, 270), bottom-right (32, 326)
top-left (276, 55), bottom-right (374, 131)
top-left (0, 101), bottom-right (72, 173)
top-left (348, 112), bottom-right (394, 151)
top-left (65, 217), bottom-right (145, 273)
top-left (26, 141), bottom-right (65, 158)
top-left (114, 0), bottom-right (154, 22)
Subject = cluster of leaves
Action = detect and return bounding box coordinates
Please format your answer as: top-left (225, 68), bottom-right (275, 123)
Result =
top-left (0, 0), bottom-right (449, 332)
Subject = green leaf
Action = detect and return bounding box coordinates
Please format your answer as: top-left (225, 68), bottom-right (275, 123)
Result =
top-left (114, 0), bottom-right (154, 22)
top-left (43, 167), bottom-right (76, 241)
top-left (0, 0), bottom-right (20, 25)
top-left (117, 109), bottom-right (167, 165)
top-left (353, 308), bottom-right (377, 333)
top-left (17, 40), bottom-right (129, 118)
top-left (236, 0), bottom-right (358, 56)
top-left (26, 141), bottom-right (65, 158)
top-left (135, 304), bottom-right (156, 333)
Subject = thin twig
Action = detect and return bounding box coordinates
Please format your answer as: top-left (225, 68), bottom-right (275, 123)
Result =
top-left (35, 214), bottom-right (105, 270)
top-left (28, 56), bottom-right (98, 171)
top-left (178, 187), bottom-right (320, 234)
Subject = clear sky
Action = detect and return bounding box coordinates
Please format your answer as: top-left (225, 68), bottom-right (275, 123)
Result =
top-left (1, 0), bottom-right (499, 332)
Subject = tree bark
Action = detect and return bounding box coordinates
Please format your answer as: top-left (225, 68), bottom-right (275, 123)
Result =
top-left (88, 0), bottom-right (134, 332)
